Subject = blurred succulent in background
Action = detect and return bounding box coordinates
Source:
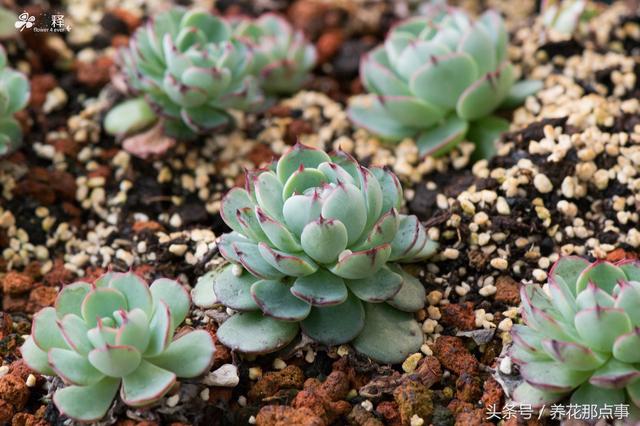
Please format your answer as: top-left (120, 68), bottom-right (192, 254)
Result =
top-left (541, 0), bottom-right (587, 35)
top-left (104, 8), bottom-right (263, 143)
top-left (511, 257), bottom-right (640, 412)
top-left (232, 13), bottom-right (316, 96)
top-left (193, 143), bottom-right (436, 364)
top-left (348, 6), bottom-right (542, 160)
top-left (0, 45), bottom-right (29, 156)
top-left (21, 272), bottom-right (215, 422)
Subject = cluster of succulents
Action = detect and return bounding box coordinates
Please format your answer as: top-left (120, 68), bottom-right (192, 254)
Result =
top-left (511, 257), bottom-right (640, 412)
top-left (104, 8), bottom-right (315, 144)
top-left (20, 272), bottom-right (215, 422)
top-left (0, 45), bottom-right (29, 156)
top-left (232, 13), bottom-right (316, 96)
top-left (193, 144), bottom-right (437, 364)
top-left (348, 6), bottom-right (542, 159)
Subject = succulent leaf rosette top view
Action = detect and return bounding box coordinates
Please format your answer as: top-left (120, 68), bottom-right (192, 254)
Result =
top-left (0, 45), bottom-right (29, 156)
top-left (348, 6), bottom-right (541, 159)
top-left (20, 272), bottom-right (215, 422)
top-left (512, 257), bottom-right (640, 413)
top-left (232, 13), bottom-right (316, 96)
top-left (105, 8), bottom-right (263, 140)
top-left (193, 144), bottom-right (437, 364)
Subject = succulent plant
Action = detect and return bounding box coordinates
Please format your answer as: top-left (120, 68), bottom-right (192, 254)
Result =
top-left (511, 256), bottom-right (640, 412)
top-left (0, 45), bottom-right (29, 156)
top-left (232, 13), bottom-right (316, 96)
top-left (347, 6), bottom-right (542, 159)
top-left (20, 272), bottom-right (215, 422)
top-left (105, 8), bottom-right (263, 140)
top-left (192, 143), bottom-right (437, 364)
top-left (541, 0), bottom-right (587, 35)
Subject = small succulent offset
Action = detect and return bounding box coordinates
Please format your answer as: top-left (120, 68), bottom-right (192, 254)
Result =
top-left (541, 0), bottom-right (587, 35)
top-left (0, 45), bottom-right (29, 156)
top-left (20, 272), bottom-right (215, 422)
top-left (511, 257), bottom-right (640, 412)
top-left (348, 6), bottom-right (541, 159)
top-left (232, 13), bottom-right (316, 96)
top-left (193, 144), bottom-right (437, 364)
top-left (104, 8), bottom-right (262, 140)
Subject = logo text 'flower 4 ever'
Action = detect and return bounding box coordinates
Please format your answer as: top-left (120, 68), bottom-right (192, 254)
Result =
top-left (15, 12), bottom-right (71, 33)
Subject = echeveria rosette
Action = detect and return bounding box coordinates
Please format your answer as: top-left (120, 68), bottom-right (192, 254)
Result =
top-left (0, 45), bottom-right (29, 156)
top-left (347, 6), bottom-right (542, 159)
top-left (20, 272), bottom-right (216, 422)
top-left (511, 257), bottom-right (640, 414)
top-left (105, 8), bottom-right (263, 140)
top-left (192, 144), bottom-right (437, 364)
top-left (232, 13), bottom-right (316, 95)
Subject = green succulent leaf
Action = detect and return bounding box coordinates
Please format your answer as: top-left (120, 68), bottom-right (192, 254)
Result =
top-left (58, 314), bottom-right (92, 355)
top-left (614, 282), bottom-right (640, 326)
top-left (416, 115), bottom-right (468, 158)
top-left (458, 23), bottom-right (496, 76)
top-left (104, 98), bottom-right (158, 136)
top-left (217, 311), bottom-right (299, 354)
top-left (540, 339), bottom-right (607, 371)
top-left (576, 261), bottom-right (626, 294)
top-left (345, 266), bottom-right (403, 303)
top-left (410, 52), bottom-right (477, 109)
top-left (322, 183), bottom-right (367, 245)
top-left (147, 330), bottom-right (215, 377)
top-left (191, 270), bottom-right (218, 308)
top-left (55, 282), bottom-right (92, 318)
top-left (53, 377), bottom-right (120, 422)
top-left (121, 360), bottom-right (176, 407)
top-left (32, 307), bottom-right (68, 351)
top-left (386, 266), bottom-right (426, 312)
top-left (588, 358), bottom-right (640, 389)
top-left (213, 263), bottom-right (260, 311)
top-left (110, 273), bottom-right (154, 317)
top-left (49, 348), bottom-right (104, 385)
top-left (329, 244), bottom-right (391, 280)
top-left (20, 337), bottom-right (55, 376)
top-left (258, 243), bottom-right (318, 277)
top-left (300, 217), bottom-right (348, 264)
top-left (233, 240), bottom-right (286, 279)
top-left (570, 382), bottom-right (626, 406)
top-left (256, 207), bottom-right (302, 252)
top-left (276, 144), bottom-right (331, 183)
top-left (150, 278), bottom-right (190, 328)
top-left (144, 301), bottom-right (173, 357)
top-left (301, 292), bottom-right (365, 345)
top-left (251, 279), bottom-right (311, 321)
top-left (88, 345), bottom-right (142, 377)
top-left (352, 302), bottom-right (423, 364)
top-left (550, 256), bottom-right (589, 295)
top-left (512, 382), bottom-right (565, 408)
top-left (574, 307), bottom-right (631, 352)
top-left (347, 96), bottom-right (418, 141)
top-left (612, 329), bottom-right (640, 363)
top-left (81, 288), bottom-right (128, 328)
top-left (291, 269), bottom-right (348, 306)
top-left (456, 61), bottom-right (515, 121)
top-left (520, 361), bottom-right (591, 392)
